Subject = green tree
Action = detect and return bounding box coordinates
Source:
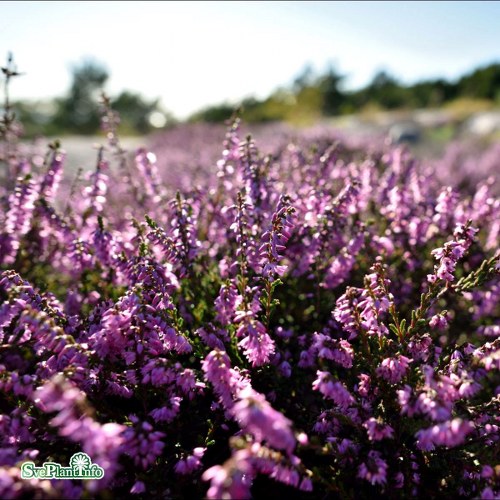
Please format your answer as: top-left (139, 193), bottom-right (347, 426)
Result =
top-left (112, 91), bottom-right (165, 134)
top-left (189, 103), bottom-right (235, 123)
top-left (53, 59), bottom-right (109, 134)
top-left (317, 66), bottom-right (345, 116)
top-left (364, 70), bottom-right (409, 109)
top-left (458, 63), bottom-right (500, 100)
top-left (408, 79), bottom-right (457, 108)
top-left (292, 64), bottom-right (315, 93)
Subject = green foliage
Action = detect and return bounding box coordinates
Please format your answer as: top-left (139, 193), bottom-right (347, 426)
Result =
top-left (189, 103), bottom-right (235, 124)
top-left (53, 59), bottom-right (109, 134)
top-left (112, 91), bottom-right (164, 134)
top-left (14, 58), bottom-right (169, 137)
top-left (458, 63), bottom-right (500, 100)
top-left (188, 62), bottom-right (500, 124)
top-left (318, 67), bottom-right (345, 116)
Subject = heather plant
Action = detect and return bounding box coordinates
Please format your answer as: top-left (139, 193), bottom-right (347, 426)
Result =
top-left (0, 58), bottom-right (499, 500)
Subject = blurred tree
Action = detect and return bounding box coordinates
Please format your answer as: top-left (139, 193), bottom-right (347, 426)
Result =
top-left (189, 103), bottom-right (235, 123)
top-left (292, 64), bottom-right (315, 92)
top-left (410, 79), bottom-right (458, 108)
top-left (15, 100), bottom-right (59, 137)
top-left (318, 66), bottom-right (345, 116)
top-left (112, 91), bottom-right (164, 134)
top-left (364, 70), bottom-right (410, 109)
top-left (240, 96), bottom-right (284, 122)
top-left (458, 63), bottom-right (500, 100)
top-left (53, 59), bottom-right (109, 134)
top-left (181, 62), bottom-right (500, 125)
top-left (293, 85), bottom-right (322, 123)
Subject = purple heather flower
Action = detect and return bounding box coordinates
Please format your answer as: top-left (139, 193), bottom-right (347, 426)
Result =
top-left (407, 333), bottom-right (433, 362)
top-left (202, 349), bottom-right (251, 410)
top-left (237, 318), bottom-right (275, 367)
top-left (33, 375), bottom-right (125, 484)
top-left (377, 355), bottom-right (412, 384)
top-left (130, 481), bottom-right (146, 494)
top-left (202, 449), bottom-right (254, 500)
top-left (299, 477), bottom-right (313, 491)
top-left (312, 371), bottom-right (355, 409)
top-left (481, 487), bottom-right (500, 499)
top-left (1, 88), bottom-right (499, 500)
top-left (0, 174), bottom-right (38, 265)
top-left (175, 447), bottom-right (206, 475)
top-left (259, 194), bottom-right (295, 282)
top-left (232, 386), bottom-right (296, 454)
top-left (214, 282), bottom-right (241, 325)
top-left (429, 222), bottom-right (478, 283)
top-left (363, 417), bottom-right (395, 441)
top-left (312, 333), bottom-right (354, 368)
top-left (39, 150), bottom-right (64, 202)
top-left (394, 472), bottom-right (404, 489)
top-left (333, 288), bottom-right (362, 339)
top-left (429, 313), bottom-right (449, 330)
top-left (334, 265), bottom-right (393, 339)
top-left (278, 360), bottom-right (292, 378)
top-left (357, 374), bottom-right (372, 398)
top-left (322, 231), bottom-right (365, 289)
top-left (298, 348), bottom-right (316, 368)
top-left (149, 396), bottom-right (182, 423)
top-left (484, 352), bottom-right (500, 371)
top-left (196, 325), bottom-right (226, 350)
top-left (82, 156), bottom-right (109, 216)
top-left (481, 465), bottom-right (495, 479)
top-left (271, 465), bottom-right (300, 487)
top-left (415, 418), bottom-right (474, 451)
top-left (135, 149), bottom-right (166, 203)
top-left (358, 451), bottom-right (388, 485)
top-left (122, 417), bottom-right (165, 470)
top-left (433, 186), bottom-right (458, 230)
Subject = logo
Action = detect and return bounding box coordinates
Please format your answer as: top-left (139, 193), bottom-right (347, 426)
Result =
top-left (21, 452), bottom-right (104, 480)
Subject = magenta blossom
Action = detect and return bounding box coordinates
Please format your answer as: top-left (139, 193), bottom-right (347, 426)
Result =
top-left (377, 355), bottom-right (412, 384)
top-left (232, 386), bottom-right (297, 455)
top-left (358, 451), bottom-right (388, 485)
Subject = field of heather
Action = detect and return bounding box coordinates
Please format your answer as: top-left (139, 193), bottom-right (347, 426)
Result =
top-left (1, 88), bottom-right (499, 499)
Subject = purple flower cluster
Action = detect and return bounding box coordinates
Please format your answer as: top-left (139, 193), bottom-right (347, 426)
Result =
top-left (428, 222), bottom-right (478, 283)
top-left (33, 375), bottom-right (125, 488)
top-left (415, 418), bottom-right (474, 451)
top-left (0, 87), bottom-right (499, 499)
top-left (376, 355), bottom-right (412, 384)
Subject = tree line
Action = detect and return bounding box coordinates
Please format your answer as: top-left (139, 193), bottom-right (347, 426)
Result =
top-left (12, 58), bottom-right (500, 135)
top-left (190, 62), bottom-right (500, 124)
top-left (15, 59), bottom-right (173, 137)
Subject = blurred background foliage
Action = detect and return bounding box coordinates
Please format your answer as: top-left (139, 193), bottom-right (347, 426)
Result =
top-left (191, 62), bottom-right (500, 127)
top-left (11, 58), bottom-right (500, 137)
top-left (15, 58), bottom-right (175, 138)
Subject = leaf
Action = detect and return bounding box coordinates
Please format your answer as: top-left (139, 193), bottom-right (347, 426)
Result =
top-left (389, 323), bottom-right (399, 336)
top-left (411, 309), bottom-right (417, 323)
top-left (271, 278), bottom-right (283, 292)
top-left (400, 318), bottom-right (407, 334)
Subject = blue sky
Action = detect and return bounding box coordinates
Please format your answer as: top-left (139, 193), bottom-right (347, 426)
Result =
top-left (1, 1), bottom-right (500, 119)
